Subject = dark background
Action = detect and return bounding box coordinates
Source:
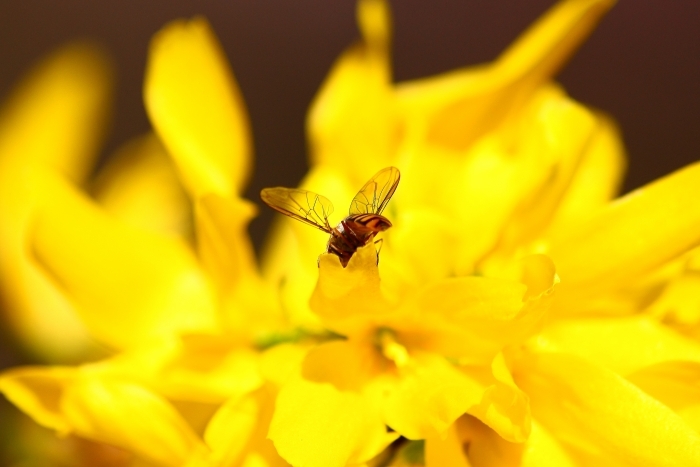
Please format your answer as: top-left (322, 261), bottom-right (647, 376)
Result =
top-left (0, 1), bottom-right (698, 458)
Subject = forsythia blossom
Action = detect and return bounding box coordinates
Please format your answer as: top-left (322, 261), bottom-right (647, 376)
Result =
top-left (2, 0), bottom-right (700, 466)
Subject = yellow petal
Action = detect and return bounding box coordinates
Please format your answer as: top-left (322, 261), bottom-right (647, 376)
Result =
top-left (467, 353), bottom-right (531, 443)
top-left (194, 194), bottom-right (263, 307)
top-left (307, 0), bottom-right (399, 183)
top-left (0, 43), bottom-right (112, 359)
top-left (0, 42), bottom-right (112, 181)
top-left (0, 366), bottom-right (74, 434)
top-left (406, 255), bottom-right (557, 362)
top-left (0, 366), bottom-right (205, 467)
top-left (543, 113), bottom-right (626, 238)
top-left (425, 424), bottom-right (471, 467)
top-left (627, 361), bottom-right (700, 434)
top-left (145, 17), bottom-right (251, 198)
top-left (91, 133), bottom-right (192, 239)
top-left (302, 340), bottom-right (383, 391)
top-left (30, 172), bottom-right (218, 349)
top-left (383, 352), bottom-right (484, 440)
top-left (269, 379), bottom-right (396, 467)
top-left (310, 243), bottom-right (394, 337)
top-left (61, 377), bottom-right (205, 467)
top-left (478, 89), bottom-right (597, 265)
top-left (204, 388), bottom-right (287, 467)
top-left (259, 343), bottom-right (308, 389)
top-left (647, 271), bottom-right (700, 327)
top-left (521, 421), bottom-right (577, 467)
top-left (548, 162), bottom-right (700, 296)
top-left (204, 392), bottom-right (259, 466)
top-left (533, 316), bottom-right (700, 375)
top-left (408, 0), bottom-right (614, 151)
top-left (515, 351), bottom-right (700, 466)
top-left (112, 335), bottom-right (263, 404)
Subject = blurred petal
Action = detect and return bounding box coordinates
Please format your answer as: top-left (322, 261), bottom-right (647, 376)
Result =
top-left (534, 316), bottom-right (700, 375)
top-left (425, 423), bottom-right (471, 467)
top-left (112, 335), bottom-right (263, 404)
top-left (204, 393), bottom-right (258, 466)
top-left (145, 17), bottom-right (251, 198)
top-left (627, 361), bottom-right (700, 434)
top-left (0, 42), bottom-right (112, 180)
top-left (515, 352), bottom-right (700, 466)
top-left (0, 366), bottom-right (74, 434)
top-left (61, 377), bottom-right (205, 467)
top-left (480, 90), bottom-right (597, 263)
top-left (647, 270), bottom-right (700, 327)
top-left (269, 378), bottom-right (396, 467)
top-left (92, 133), bottom-right (192, 239)
top-left (548, 162), bottom-right (700, 295)
top-left (402, 0), bottom-right (614, 151)
top-left (544, 113), bottom-right (626, 238)
top-left (31, 172), bottom-right (218, 349)
top-left (0, 366), bottom-right (205, 467)
top-left (307, 0), bottom-right (400, 183)
top-left (204, 388), bottom-right (287, 467)
top-left (0, 43), bottom-right (112, 359)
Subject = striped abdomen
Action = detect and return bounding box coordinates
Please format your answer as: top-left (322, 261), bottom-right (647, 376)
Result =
top-left (326, 214), bottom-right (392, 267)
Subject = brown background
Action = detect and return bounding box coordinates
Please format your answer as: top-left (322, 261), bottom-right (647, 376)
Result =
top-left (0, 0), bottom-right (699, 448)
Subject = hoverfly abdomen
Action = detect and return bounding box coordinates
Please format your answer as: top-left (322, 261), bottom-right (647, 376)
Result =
top-left (261, 167), bottom-right (400, 268)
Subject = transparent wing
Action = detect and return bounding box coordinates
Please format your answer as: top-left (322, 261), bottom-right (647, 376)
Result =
top-left (261, 187), bottom-right (334, 233)
top-left (349, 166), bottom-right (400, 215)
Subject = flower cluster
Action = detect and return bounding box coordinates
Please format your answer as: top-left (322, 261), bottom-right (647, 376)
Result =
top-left (2, 0), bottom-right (700, 466)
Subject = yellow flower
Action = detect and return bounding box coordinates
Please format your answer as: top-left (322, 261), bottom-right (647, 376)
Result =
top-left (0, 43), bottom-right (112, 360)
top-left (1, 17), bottom-right (286, 467)
top-left (2, 0), bottom-right (700, 467)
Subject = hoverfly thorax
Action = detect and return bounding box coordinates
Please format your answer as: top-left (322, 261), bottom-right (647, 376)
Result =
top-left (261, 167), bottom-right (400, 267)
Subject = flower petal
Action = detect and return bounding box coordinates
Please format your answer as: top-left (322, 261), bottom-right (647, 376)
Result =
top-left (0, 366), bottom-right (74, 434)
top-left (204, 388), bottom-right (287, 467)
top-left (91, 133), bottom-right (192, 238)
top-left (268, 379), bottom-right (396, 467)
top-left (111, 335), bottom-right (263, 404)
top-left (548, 162), bottom-right (700, 296)
top-left (0, 42), bottom-right (111, 180)
top-left (627, 361), bottom-right (700, 434)
top-left (411, 0), bottom-right (614, 151)
top-left (145, 17), bottom-right (251, 198)
top-left (310, 243), bottom-right (394, 336)
top-left (515, 351), bottom-right (700, 466)
top-left (0, 43), bottom-right (111, 359)
top-left (383, 352), bottom-right (484, 440)
top-left (533, 316), bottom-right (700, 375)
top-left (407, 255), bottom-right (557, 362)
top-left (543, 113), bottom-right (626, 238)
top-left (194, 194), bottom-right (258, 296)
top-left (467, 353), bottom-right (531, 443)
top-left (0, 366), bottom-right (205, 467)
top-left (425, 423), bottom-right (471, 467)
top-left (307, 0), bottom-right (399, 183)
top-left (61, 377), bottom-right (205, 467)
top-left (30, 172), bottom-right (218, 349)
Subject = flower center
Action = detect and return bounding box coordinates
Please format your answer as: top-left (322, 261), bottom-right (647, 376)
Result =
top-left (375, 327), bottom-right (409, 368)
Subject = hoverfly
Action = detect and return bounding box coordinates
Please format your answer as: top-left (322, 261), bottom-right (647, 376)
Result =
top-left (261, 167), bottom-right (400, 267)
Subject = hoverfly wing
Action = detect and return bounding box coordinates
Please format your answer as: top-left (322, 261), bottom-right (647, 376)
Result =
top-left (349, 166), bottom-right (400, 215)
top-left (261, 187), bottom-right (334, 233)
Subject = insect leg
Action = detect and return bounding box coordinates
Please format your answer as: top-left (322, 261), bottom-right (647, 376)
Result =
top-left (374, 238), bottom-right (384, 265)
